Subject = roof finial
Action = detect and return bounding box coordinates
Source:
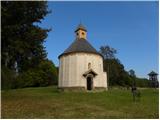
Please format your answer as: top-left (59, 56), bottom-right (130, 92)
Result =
top-left (75, 22), bottom-right (87, 32)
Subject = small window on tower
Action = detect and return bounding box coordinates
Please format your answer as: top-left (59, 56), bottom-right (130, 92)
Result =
top-left (82, 32), bottom-right (85, 35)
top-left (77, 33), bottom-right (79, 36)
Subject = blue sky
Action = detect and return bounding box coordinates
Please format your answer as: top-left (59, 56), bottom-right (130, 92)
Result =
top-left (39, 1), bottom-right (158, 78)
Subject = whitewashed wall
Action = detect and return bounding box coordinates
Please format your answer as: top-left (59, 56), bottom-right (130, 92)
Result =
top-left (58, 53), bottom-right (107, 89)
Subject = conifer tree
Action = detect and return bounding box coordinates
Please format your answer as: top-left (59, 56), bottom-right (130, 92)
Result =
top-left (2, 1), bottom-right (50, 72)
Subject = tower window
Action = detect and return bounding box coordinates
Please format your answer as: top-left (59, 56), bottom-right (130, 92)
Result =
top-left (82, 32), bottom-right (85, 35)
top-left (77, 33), bottom-right (79, 35)
top-left (88, 63), bottom-right (91, 69)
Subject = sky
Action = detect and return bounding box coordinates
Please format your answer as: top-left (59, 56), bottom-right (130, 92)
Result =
top-left (38, 1), bottom-right (158, 78)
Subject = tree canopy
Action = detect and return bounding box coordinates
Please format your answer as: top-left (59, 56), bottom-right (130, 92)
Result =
top-left (100, 45), bottom-right (117, 59)
top-left (2, 1), bottom-right (51, 72)
top-left (99, 45), bottom-right (151, 88)
top-left (2, 1), bottom-right (58, 89)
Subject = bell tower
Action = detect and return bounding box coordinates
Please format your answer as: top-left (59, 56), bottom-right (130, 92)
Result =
top-left (75, 24), bottom-right (87, 39)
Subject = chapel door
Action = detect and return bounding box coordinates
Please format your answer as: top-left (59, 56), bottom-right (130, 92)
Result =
top-left (87, 77), bottom-right (92, 90)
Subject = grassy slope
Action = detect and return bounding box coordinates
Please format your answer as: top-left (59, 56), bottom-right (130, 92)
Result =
top-left (1, 86), bottom-right (159, 119)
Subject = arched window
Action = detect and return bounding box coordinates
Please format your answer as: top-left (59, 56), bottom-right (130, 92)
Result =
top-left (88, 63), bottom-right (91, 69)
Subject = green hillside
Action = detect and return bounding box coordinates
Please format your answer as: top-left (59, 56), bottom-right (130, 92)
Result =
top-left (1, 86), bottom-right (158, 119)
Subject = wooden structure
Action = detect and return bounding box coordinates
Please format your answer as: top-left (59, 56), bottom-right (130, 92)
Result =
top-left (148, 71), bottom-right (158, 88)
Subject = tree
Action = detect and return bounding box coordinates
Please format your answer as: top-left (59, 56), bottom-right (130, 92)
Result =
top-left (100, 45), bottom-right (117, 59)
top-left (103, 58), bottom-right (131, 86)
top-left (100, 45), bottom-right (152, 88)
top-left (100, 45), bottom-right (118, 87)
top-left (100, 45), bottom-right (131, 87)
top-left (128, 69), bottom-right (136, 87)
top-left (2, 1), bottom-right (50, 72)
top-left (100, 45), bottom-right (134, 87)
top-left (1, 1), bottom-right (58, 89)
top-left (128, 69), bottom-right (136, 77)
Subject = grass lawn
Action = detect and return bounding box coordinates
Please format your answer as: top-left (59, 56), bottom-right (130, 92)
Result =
top-left (1, 86), bottom-right (159, 119)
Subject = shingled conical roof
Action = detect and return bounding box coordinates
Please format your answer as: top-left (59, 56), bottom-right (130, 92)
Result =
top-left (58, 38), bottom-right (102, 58)
top-left (58, 24), bottom-right (103, 58)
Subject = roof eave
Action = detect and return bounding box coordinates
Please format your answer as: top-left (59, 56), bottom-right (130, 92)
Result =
top-left (58, 51), bottom-right (103, 59)
top-left (75, 28), bottom-right (87, 32)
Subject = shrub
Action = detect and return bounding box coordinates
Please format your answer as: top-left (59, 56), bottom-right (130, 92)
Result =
top-left (1, 66), bottom-right (17, 89)
top-left (15, 60), bottom-right (58, 88)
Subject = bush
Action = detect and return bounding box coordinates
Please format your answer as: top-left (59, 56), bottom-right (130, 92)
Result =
top-left (1, 66), bottom-right (17, 89)
top-left (2, 60), bottom-right (58, 89)
top-left (135, 78), bottom-right (151, 87)
top-left (38, 60), bottom-right (58, 85)
top-left (15, 60), bottom-right (58, 88)
top-left (15, 70), bottom-right (41, 88)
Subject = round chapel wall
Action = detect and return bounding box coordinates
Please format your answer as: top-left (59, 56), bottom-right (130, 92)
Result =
top-left (58, 52), bottom-right (107, 91)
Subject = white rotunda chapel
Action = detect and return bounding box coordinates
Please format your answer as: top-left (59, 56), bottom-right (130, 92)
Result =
top-left (58, 24), bottom-right (107, 91)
